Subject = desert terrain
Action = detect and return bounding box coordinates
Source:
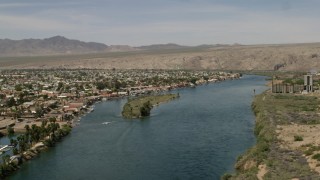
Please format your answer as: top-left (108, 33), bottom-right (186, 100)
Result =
top-left (0, 41), bottom-right (319, 71)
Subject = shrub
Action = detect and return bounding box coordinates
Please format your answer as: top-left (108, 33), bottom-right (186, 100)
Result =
top-left (304, 146), bottom-right (320, 156)
top-left (312, 153), bottom-right (320, 161)
top-left (43, 139), bottom-right (55, 147)
top-left (304, 149), bottom-right (314, 156)
top-left (294, 135), bottom-right (303, 141)
top-left (221, 173), bottom-right (232, 180)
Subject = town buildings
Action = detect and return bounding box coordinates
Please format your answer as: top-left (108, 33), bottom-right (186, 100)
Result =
top-left (0, 69), bottom-right (240, 133)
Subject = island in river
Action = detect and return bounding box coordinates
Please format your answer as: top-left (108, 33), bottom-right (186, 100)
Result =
top-left (122, 94), bottom-right (179, 118)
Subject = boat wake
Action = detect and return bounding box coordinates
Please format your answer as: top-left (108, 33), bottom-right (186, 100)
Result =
top-left (102, 122), bottom-right (112, 125)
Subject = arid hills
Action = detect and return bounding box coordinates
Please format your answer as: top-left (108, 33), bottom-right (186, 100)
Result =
top-left (0, 36), bottom-right (319, 71)
top-left (0, 36), bottom-right (138, 56)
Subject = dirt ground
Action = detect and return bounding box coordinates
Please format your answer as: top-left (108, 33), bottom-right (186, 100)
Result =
top-left (0, 118), bottom-right (68, 134)
top-left (257, 164), bottom-right (267, 180)
top-left (13, 120), bottom-right (68, 133)
top-left (0, 118), bottom-right (15, 129)
top-left (276, 124), bottom-right (320, 174)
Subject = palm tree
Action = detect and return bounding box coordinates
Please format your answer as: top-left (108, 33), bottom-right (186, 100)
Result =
top-left (17, 135), bottom-right (27, 153)
top-left (1, 155), bottom-right (11, 173)
top-left (31, 124), bottom-right (42, 143)
top-left (10, 139), bottom-right (18, 148)
top-left (24, 124), bottom-right (30, 134)
top-left (41, 119), bottom-right (48, 128)
top-left (24, 124), bottom-right (30, 145)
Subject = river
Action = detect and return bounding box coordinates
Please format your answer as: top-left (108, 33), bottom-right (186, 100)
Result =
top-left (9, 75), bottom-right (267, 180)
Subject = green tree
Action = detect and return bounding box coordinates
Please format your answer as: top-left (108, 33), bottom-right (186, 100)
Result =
top-left (14, 84), bottom-right (22, 91)
top-left (140, 101), bottom-right (152, 117)
top-left (43, 94), bottom-right (48, 100)
top-left (96, 82), bottom-right (106, 90)
top-left (24, 124), bottom-right (30, 132)
top-left (114, 80), bottom-right (122, 90)
top-left (17, 93), bottom-right (25, 105)
top-left (6, 97), bottom-right (16, 107)
top-left (10, 139), bottom-right (19, 155)
top-left (49, 117), bottom-right (56, 123)
top-left (12, 148), bottom-right (19, 155)
top-left (17, 134), bottom-right (28, 153)
top-left (25, 84), bottom-right (33, 90)
top-left (57, 82), bottom-right (64, 91)
top-left (30, 124), bottom-right (41, 143)
top-left (35, 107), bottom-right (44, 118)
top-left (1, 155), bottom-right (11, 173)
top-left (189, 78), bottom-right (198, 85)
top-left (0, 94), bottom-right (5, 99)
top-left (10, 139), bottom-right (18, 148)
top-left (6, 126), bottom-right (14, 136)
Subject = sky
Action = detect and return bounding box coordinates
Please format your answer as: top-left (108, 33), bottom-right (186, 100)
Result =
top-left (0, 0), bottom-right (320, 46)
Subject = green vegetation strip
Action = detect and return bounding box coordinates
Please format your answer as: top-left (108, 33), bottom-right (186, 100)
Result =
top-left (223, 93), bottom-right (320, 180)
top-left (0, 119), bottom-right (72, 178)
top-left (122, 94), bottom-right (179, 119)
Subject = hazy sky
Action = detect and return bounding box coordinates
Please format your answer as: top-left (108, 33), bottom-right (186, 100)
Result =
top-left (1, 0), bottom-right (319, 46)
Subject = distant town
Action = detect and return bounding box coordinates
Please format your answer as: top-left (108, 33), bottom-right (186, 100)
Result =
top-left (0, 69), bottom-right (240, 134)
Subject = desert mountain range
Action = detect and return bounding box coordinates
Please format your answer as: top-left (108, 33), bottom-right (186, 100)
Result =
top-left (0, 36), bottom-right (139, 56)
top-left (0, 36), bottom-right (231, 57)
top-left (0, 36), bottom-right (319, 71)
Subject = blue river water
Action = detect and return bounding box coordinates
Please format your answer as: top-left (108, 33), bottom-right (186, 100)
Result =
top-left (9, 75), bottom-right (267, 180)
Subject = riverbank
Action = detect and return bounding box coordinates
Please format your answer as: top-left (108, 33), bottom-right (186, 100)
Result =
top-left (7, 75), bottom-right (266, 180)
top-left (0, 74), bottom-right (239, 178)
top-left (0, 72), bottom-right (241, 178)
top-left (0, 99), bottom-right (101, 178)
top-left (122, 94), bottom-right (179, 118)
top-left (0, 121), bottom-right (72, 178)
top-left (225, 91), bottom-right (320, 179)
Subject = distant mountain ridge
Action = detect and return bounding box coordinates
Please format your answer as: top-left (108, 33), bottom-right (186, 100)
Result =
top-left (0, 36), bottom-right (233, 57)
top-left (0, 36), bottom-right (140, 57)
top-left (0, 36), bottom-right (107, 56)
top-left (0, 38), bottom-right (319, 71)
top-left (138, 43), bottom-right (190, 50)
